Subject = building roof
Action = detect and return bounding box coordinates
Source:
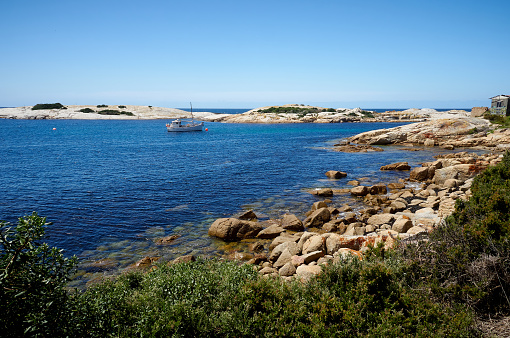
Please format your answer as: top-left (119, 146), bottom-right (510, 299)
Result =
top-left (490, 95), bottom-right (510, 100)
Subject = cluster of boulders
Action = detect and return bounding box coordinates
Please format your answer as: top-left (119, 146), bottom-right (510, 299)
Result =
top-left (207, 152), bottom-right (503, 280)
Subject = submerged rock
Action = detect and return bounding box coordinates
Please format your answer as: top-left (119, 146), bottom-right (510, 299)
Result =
top-left (325, 170), bottom-right (347, 179)
top-left (311, 188), bottom-right (334, 197)
top-left (155, 235), bottom-right (180, 245)
top-left (333, 144), bottom-right (383, 153)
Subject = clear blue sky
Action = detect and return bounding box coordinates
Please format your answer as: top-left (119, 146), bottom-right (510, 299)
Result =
top-left (1, 0), bottom-right (509, 109)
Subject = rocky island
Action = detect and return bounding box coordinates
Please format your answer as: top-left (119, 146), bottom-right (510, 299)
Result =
top-left (0, 104), bottom-right (230, 120)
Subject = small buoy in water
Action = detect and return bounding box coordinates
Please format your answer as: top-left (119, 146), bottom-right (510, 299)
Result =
top-left (52, 128), bottom-right (56, 130)
top-left (205, 128), bottom-right (208, 131)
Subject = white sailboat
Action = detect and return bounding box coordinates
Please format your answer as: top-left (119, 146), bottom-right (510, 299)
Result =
top-left (166, 103), bottom-right (204, 132)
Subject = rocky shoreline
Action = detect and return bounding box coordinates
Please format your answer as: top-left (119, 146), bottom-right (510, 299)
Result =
top-left (346, 115), bottom-right (510, 152)
top-left (196, 150), bottom-right (502, 281)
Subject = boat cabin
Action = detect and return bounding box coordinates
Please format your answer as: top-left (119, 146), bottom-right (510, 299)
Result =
top-left (170, 120), bottom-right (182, 127)
top-left (490, 95), bottom-right (510, 116)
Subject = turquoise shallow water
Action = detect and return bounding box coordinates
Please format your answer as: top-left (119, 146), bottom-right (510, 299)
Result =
top-left (0, 119), bottom-right (461, 284)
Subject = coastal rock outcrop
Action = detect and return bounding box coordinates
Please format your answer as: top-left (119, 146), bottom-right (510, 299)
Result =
top-left (212, 137), bottom-right (503, 282)
top-left (348, 117), bottom-right (491, 147)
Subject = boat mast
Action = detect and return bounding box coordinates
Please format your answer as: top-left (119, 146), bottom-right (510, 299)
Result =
top-left (190, 102), bottom-right (194, 123)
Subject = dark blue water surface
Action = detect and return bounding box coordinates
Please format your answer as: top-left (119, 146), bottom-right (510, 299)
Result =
top-left (178, 108), bottom-right (251, 114)
top-left (0, 119), bottom-right (461, 285)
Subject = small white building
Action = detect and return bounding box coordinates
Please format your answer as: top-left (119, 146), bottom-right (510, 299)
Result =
top-left (490, 95), bottom-right (510, 116)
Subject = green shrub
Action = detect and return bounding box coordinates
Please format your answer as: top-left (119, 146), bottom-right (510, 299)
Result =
top-left (483, 112), bottom-right (510, 128)
top-left (118, 105), bottom-right (126, 109)
top-left (70, 256), bottom-right (479, 337)
top-left (361, 110), bottom-right (375, 118)
top-left (97, 104), bottom-right (108, 108)
top-left (32, 103), bottom-right (65, 110)
top-left (403, 152), bottom-right (510, 314)
top-left (257, 106), bottom-right (320, 118)
top-left (75, 259), bottom-right (258, 337)
top-left (79, 108), bottom-right (95, 113)
top-left (0, 212), bottom-right (77, 337)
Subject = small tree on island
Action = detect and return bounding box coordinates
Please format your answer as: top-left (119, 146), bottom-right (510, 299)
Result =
top-left (32, 103), bottom-right (66, 110)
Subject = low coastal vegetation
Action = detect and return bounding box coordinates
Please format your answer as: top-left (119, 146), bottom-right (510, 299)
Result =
top-left (77, 108), bottom-right (134, 116)
top-left (484, 112), bottom-right (510, 128)
top-left (256, 106), bottom-right (375, 120)
top-left (347, 110), bottom-right (374, 118)
top-left (2, 154), bottom-right (510, 336)
top-left (97, 109), bottom-right (134, 116)
top-left (31, 103), bottom-right (66, 110)
top-left (257, 106), bottom-right (336, 118)
top-left (361, 110), bottom-right (375, 118)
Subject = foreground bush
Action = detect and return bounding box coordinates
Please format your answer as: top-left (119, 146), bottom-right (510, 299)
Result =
top-left (0, 213), bottom-right (479, 337)
top-left (0, 213), bottom-right (77, 337)
top-left (404, 151), bottom-right (510, 314)
top-left (66, 255), bottom-right (478, 337)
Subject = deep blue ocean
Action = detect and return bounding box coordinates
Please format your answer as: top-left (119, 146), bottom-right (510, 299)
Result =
top-left (0, 118), bottom-right (466, 286)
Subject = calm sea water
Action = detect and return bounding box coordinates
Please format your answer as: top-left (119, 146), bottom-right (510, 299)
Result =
top-left (0, 119), bottom-right (464, 285)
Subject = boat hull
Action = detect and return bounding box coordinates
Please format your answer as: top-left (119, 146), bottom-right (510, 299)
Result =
top-left (167, 122), bottom-right (204, 132)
